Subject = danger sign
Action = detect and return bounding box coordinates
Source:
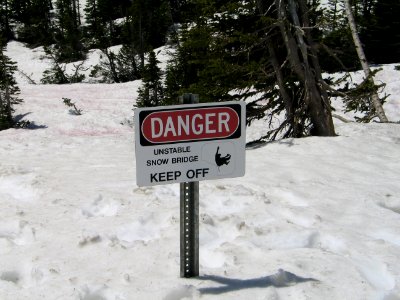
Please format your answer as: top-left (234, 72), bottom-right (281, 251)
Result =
top-left (135, 101), bottom-right (246, 186)
top-left (141, 106), bottom-right (240, 144)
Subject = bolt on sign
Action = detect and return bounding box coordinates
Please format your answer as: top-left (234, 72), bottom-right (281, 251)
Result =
top-left (135, 101), bottom-right (246, 186)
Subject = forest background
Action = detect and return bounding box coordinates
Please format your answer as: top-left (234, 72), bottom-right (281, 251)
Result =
top-left (1, 0), bottom-right (399, 139)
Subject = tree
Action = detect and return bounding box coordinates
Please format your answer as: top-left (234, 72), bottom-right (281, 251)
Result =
top-left (0, 0), bottom-right (14, 40)
top-left (54, 0), bottom-right (85, 62)
top-left (276, 0), bottom-right (335, 136)
top-left (89, 45), bottom-right (142, 83)
top-left (166, 0), bottom-right (335, 141)
top-left (0, 40), bottom-right (22, 130)
top-left (84, 0), bottom-right (130, 48)
top-left (83, 0), bottom-right (105, 47)
top-left (115, 44), bottom-right (142, 82)
top-left (168, 0), bottom-right (197, 23)
top-left (11, 0), bottom-right (54, 46)
top-left (363, 0), bottom-right (400, 64)
top-left (319, 0), bottom-right (359, 72)
top-left (125, 0), bottom-right (173, 69)
top-left (344, 0), bottom-right (388, 122)
top-left (41, 46), bottom-right (86, 84)
top-left (136, 50), bottom-right (164, 107)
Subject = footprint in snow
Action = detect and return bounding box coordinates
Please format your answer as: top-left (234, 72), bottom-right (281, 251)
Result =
top-left (0, 271), bottom-right (20, 284)
top-left (0, 220), bottom-right (36, 246)
top-left (113, 214), bottom-right (162, 247)
top-left (81, 195), bottom-right (119, 218)
top-left (352, 256), bottom-right (395, 291)
top-left (377, 195), bottom-right (400, 215)
top-left (201, 183), bottom-right (268, 216)
top-left (0, 172), bottom-right (40, 203)
top-left (77, 284), bottom-right (122, 300)
top-left (78, 285), bottom-right (107, 300)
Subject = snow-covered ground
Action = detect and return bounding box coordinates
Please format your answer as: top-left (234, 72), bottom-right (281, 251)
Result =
top-left (1, 41), bottom-right (400, 300)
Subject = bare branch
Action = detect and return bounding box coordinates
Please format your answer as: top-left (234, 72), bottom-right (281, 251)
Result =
top-left (332, 113), bottom-right (353, 123)
top-left (18, 69), bottom-right (37, 84)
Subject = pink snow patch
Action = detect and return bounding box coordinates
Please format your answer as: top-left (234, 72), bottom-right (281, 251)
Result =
top-left (58, 128), bottom-right (126, 136)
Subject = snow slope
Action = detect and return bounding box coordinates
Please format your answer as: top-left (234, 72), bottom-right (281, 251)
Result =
top-left (1, 41), bottom-right (400, 300)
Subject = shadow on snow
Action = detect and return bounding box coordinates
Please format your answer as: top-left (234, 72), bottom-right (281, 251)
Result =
top-left (14, 113), bottom-right (47, 129)
top-left (197, 269), bottom-right (318, 295)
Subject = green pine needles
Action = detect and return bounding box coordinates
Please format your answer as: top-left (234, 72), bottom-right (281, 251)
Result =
top-left (136, 50), bottom-right (165, 107)
top-left (0, 41), bottom-right (22, 130)
top-left (62, 97), bottom-right (82, 115)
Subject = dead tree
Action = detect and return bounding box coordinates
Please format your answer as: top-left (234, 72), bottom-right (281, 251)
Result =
top-left (343, 0), bottom-right (388, 122)
top-left (274, 0), bottom-right (336, 136)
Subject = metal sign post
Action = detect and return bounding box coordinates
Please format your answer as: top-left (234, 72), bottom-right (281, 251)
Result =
top-left (179, 94), bottom-right (199, 278)
top-left (180, 181), bottom-right (199, 277)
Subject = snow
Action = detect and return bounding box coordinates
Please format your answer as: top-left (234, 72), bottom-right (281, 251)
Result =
top-left (1, 41), bottom-right (400, 300)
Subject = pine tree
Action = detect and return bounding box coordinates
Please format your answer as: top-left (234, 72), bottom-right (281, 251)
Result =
top-left (83, 0), bottom-right (105, 47)
top-left (84, 0), bottom-right (130, 48)
top-left (136, 51), bottom-right (164, 107)
top-left (0, 0), bottom-right (14, 40)
top-left (54, 0), bottom-right (85, 62)
top-left (89, 44), bottom-right (142, 83)
top-left (0, 40), bottom-right (22, 130)
top-left (125, 0), bottom-right (173, 69)
top-left (324, 0), bottom-right (344, 32)
top-left (343, 0), bottom-right (388, 122)
top-left (320, 0), bottom-right (359, 71)
top-left (364, 0), bottom-right (400, 64)
top-left (12, 0), bottom-right (54, 46)
top-left (166, 0), bottom-right (336, 140)
top-left (41, 46), bottom-right (86, 84)
top-left (115, 44), bottom-right (142, 82)
top-left (168, 0), bottom-right (197, 23)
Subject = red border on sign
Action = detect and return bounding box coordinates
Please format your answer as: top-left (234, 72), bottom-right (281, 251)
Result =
top-left (141, 107), bottom-right (240, 144)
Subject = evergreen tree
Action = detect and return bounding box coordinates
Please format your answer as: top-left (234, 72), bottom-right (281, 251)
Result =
top-left (54, 0), bottom-right (85, 62)
top-left (364, 0), bottom-right (400, 64)
top-left (41, 45), bottom-right (86, 84)
top-left (83, 0), bottom-right (105, 47)
top-left (168, 0), bottom-right (197, 23)
top-left (89, 45), bottom-right (142, 83)
top-left (12, 0), bottom-right (54, 46)
top-left (0, 0), bottom-right (14, 40)
top-left (0, 40), bottom-right (22, 130)
top-left (136, 50), bottom-right (164, 107)
top-left (84, 0), bottom-right (130, 48)
top-left (166, 0), bottom-right (336, 140)
top-left (115, 44), bottom-right (142, 82)
top-left (319, 0), bottom-right (359, 72)
top-left (9, 0), bottom-right (30, 23)
top-left (125, 0), bottom-right (173, 68)
top-left (343, 0), bottom-right (388, 122)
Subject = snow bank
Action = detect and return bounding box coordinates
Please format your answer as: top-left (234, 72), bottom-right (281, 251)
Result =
top-left (1, 40), bottom-right (399, 300)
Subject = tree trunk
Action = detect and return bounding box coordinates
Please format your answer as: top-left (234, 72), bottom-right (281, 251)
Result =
top-left (139, 13), bottom-right (145, 70)
top-left (5, 83), bottom-right (12, 122)
top-left (343, 0), bottom-right (388, 122)
top-left (267, 42), bottom-right (298, 136)
top-left (77, 0), bottom-right (81, 25)
top-left (104, 49), bottom-right (119, 83)
top-left (276, 0), bottom-right (336, 136)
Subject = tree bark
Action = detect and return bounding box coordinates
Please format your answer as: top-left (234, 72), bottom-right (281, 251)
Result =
top-left (276, 0), bottom-right (336, 136)
top-left (267, 42), bottom-right (299, 135)
top-left (343, 0), bottom-right (388, 122)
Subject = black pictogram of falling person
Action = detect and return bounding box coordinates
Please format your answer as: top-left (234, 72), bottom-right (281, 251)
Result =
top-left (215, 146), bottom-right (231, 170)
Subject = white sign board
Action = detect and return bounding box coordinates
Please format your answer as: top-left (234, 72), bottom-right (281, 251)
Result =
top-left (134, 101), bottom-right (246, 186)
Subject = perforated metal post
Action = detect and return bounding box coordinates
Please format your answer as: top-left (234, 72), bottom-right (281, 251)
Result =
top-left (180, 181), bottom-right (199, 277)
top-left (179, 94), bottom-right (199, 278)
